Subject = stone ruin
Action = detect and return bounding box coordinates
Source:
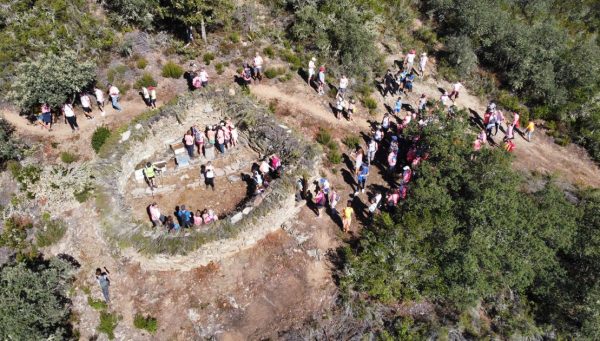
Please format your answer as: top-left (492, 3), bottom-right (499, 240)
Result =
top-left (94, 89), bottom-right (318, 268)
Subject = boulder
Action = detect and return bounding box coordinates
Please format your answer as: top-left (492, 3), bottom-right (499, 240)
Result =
top-left (230, 212), bottom-right (243, 224)
top-left (120, 130), bottom-right (131, 142)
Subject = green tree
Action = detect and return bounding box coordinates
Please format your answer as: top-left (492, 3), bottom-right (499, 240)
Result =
top-left (0, 119), bottom-right (24, 169)
top-left (9, 51), bottom-right (96, 111)
top-left (156, 0), bottom-right (234, 39)
top-left (0, 257), bottom-right (75, 340)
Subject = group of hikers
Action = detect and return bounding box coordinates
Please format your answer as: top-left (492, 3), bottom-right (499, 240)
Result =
top-left (183, 118), bottom-right (239, 158)
top-left (35, 84), bottom-right (130, 132)
top-left (148, 202), bottom-right (219, 232)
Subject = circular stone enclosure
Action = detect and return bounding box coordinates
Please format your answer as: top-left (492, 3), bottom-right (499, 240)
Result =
top-left (95, 90), bottom-right (317, 263)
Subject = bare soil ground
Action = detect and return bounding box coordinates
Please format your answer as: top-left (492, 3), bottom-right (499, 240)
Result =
top-left (6, 51), bottom-right (600, 339)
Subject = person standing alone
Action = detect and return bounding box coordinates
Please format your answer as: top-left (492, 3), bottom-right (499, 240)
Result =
top-left (95, 268), bottom-right (111, 303)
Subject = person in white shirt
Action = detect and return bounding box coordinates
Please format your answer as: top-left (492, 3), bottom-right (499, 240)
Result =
top-left (338, 75), bottom-right (349, 97)
top-left (80, 93), bottom-right (93, 119)
top-left (404, 49), bottom-right (416, 72)
top-left (419, 52), bottom-right (428, 78)
top-left (141, 86), bottom-right (150, 107)
top-left (253, 52), bottom-right (264, 82)
top-left (108, 84), bottom-right (122, 111)
top-left (199, 67), bottom-right (209, 87)
top-left (94, 87), bottom-right (105, 115)
top-left (440, 91), bottom-right (451, 107)
top-left (149, 86), bottom-right (157, 109)
top-left (449, 81), bottom-right (462, 101)
top-left (62, 103), bottom-right (79, 131)
top-left (307, 57), bottom-right (316, 85)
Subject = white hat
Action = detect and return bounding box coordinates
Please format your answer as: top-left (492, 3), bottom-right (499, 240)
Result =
top-left (403, 166), bottom-right (410, 170)
top-left (311, 57), bottom-right (316, 61)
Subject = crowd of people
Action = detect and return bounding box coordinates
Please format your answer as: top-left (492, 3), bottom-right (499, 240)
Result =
top-left (148, 202), bottom-right (219, 232)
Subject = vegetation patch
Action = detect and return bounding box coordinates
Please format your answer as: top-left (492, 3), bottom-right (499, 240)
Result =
top-left (133, 314), bottom-right (158, 334)
top-left (97, 311), bottom-right (119, 340)
top-left (91, 127), bottom-right (112, 153)
top-left (161, 61), bottom-right (183, 79)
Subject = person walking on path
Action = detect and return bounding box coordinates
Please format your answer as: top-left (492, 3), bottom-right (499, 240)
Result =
top-left (419, 52), bottom-right (428, 78)
top-left (108, 84), bottom-right (122, 111)
top-left (525, 121), bottom-right (535, 142)
top-left (148, 202), bottom-right (166, 227)
top-left (41, 103), bottom-right (53, 130)
top-left (94, 87), bottom-right (106, 116)
top-left (204, 161), bottom-right (215, 191)
top-left (367, 138), bottom-right (378, 165)
top-left (192, 124), bottom-right (205, 155)
top-left (368, 192), bottom-right (382, 221)
top-left (394, 97), bottom-right (403, 115)
top-left (356, 162), bottom-right (369, 195)
top-left (216, 127), bottom-right (226, 154)
top-left (512, 112), bottom-right (521, 129)
top-left (318, 66), bottom-right (326, 96)
top-left (199, 67), bottom-right (209, 87)
top-left (80, 93), bottom-right (93, 119)
top-left (449, 81), bottom-right (462, 101)
top-left (314, 188), bottom-right (326, 217)
top-left (62, 103), bottom-right (79, 132)
top-left (95, 268), bottom-right (111, 303)
top-left (253, 52), bottom-right (264, 82)
top-left (184, 131), bottom-right (195, 158)
top-left (328, 188), bottom-right (340, 216)
top-left (308, 57), bottom-right (316, 85)
top-left (338, 74), bottom-right (349, 98)
top-left (342, 200), bottom-right (354, 233)
top-left (387, 150), bottom-right (398, 177)
top-left (494, 110), bottom-right (505, 136)
top-left (149, 86), bottom-right (157, 109)
top-left (404, 49), bottom-right (416, 72)
top-left (143, 162), bottom-right (158, 189)
top-left (142, 86), bottom-right (151, 107)
top-left (418, 94), bottom-right (427, 115)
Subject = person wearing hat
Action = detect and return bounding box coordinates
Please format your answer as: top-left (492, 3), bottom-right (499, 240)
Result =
top-left (149, 86), bottom-right (157, 108)
top-left (143, 162), bottom-right (158, 189)
top-left (308, 57), bottom-right (316, 86)
top-left (419, 52), bottom-right (428, 78)
top-left (404, 49), bottom-right (417, 72)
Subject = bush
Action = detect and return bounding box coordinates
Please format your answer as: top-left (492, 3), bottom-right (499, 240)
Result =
top-left (203, 52), bottom-right (215, 65)
top-left (74, 184), bottom-right (95, 203)
top-left (136, 57), bottom-right (148, 69)
top-left (133, 314), bottom-right (158, 334)
top-left (0, 119), bottom-right (23, 169)
top-left (97, 311), bottom-right (119, 340)
top-left (215, 63), bottom-right (225, 75)
top-left (327, 149), bottom-right (342, 164)
top-left (60, 152), bottom-right (79, 164)
top-left (229, 32), bottom-right (240, 43)
top-left (362, 97), bottom-right (378, 112)
top-left (36, 217), bottom-right (67, 247)
top-left (134, 73), bottom-right (157, 89)
top-left (9, 51), bottom-right (96, 111)
top-left (342, 135), bottom-right (361, 149)
top-left (316, 128), bottom-right (333, 145)
top-left (87, 297), bottom-right (108, 310)
top-left (161, 61), bottom-right (183, 78)
top-left (0, 258), bottom-right (75, 340)
top-left (281, 50), bottom-right (302, 70)
top-left (263, 46), bottom-right (275, 58)
top-left (444, 35), bottom-right (478, 76)
top-left (91, 127), bottom-right (112, 154)
top-left (264, 67), bottom-right (286, 79)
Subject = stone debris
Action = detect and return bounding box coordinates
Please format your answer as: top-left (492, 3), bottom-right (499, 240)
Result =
top-left (120, 130), bottom-right (131, 142)
top-left (230, 212), bottom-right (243, 224)
top-left (242, 207), bottom-right (252, 215)
top-left (227, 174), bottom-right (241, 182)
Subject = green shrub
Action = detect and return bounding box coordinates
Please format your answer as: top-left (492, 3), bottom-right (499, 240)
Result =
top-left (97, 311), bottom-right (119, 340)
top-left (136, 57), bottom-right (148, 69)
top-left (215, 63), bottom-right (225, 75)
top-left (555, 136), bottom-right (571, 146)
top-left (497, 91), bottom-right (521, 112)
top-left (279, 72), bottom-right (293, 82)
top-left (133, 314), bottom-right (158, 334)
top-left (161, 61), bottom-right (183, 78)
top-left (281, 50), bottom-right (302, 70)
top-left (263, 46), bottom-right (275, 58)
top-left (264, 67), bottom-right (286, 79)
top-left (0, 258), bottom-right (75, 340)
top-left (362, 97), bottom-right (378, 112)
top-left (74, 184), bottom-right (95, 203)
top-left (134, 73), bottom-right (157, 89)
top-left (327, 149), bottom-right (342, 164)
top-left (316, 128), bottom-right (333, 145)
top-left (60, 152), bottom-right (79, 164)
top-left (414, 27), bottom-right (438, 46)
top-left (10, 51), bottom-right (96, 111)
top-left (0, 216), bottom-right (32, 250)
top-left (342, 135), bottom-right (361, 149)
top-left (203, 53), bottom-right (215, 66)
top-left (35, 218), bottom-right (67, 247)
top-left (87, 296), bottom-right (108, 310)
top-left (91, 127), bottom-right (111, 153)
top-left (0, 119), bottom-right (24, 169)
top-left (229, 32), bottom-right (240, 43)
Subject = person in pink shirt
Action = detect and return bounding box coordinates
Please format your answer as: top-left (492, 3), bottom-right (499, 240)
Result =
top-left (216, 127), bottom-right (225, 154)
top-left (193, 210), bottom-right (203, 226)
top-left (230, 125), bottom-right (239, 147)
top-left (183, 131), bottom-right (195, 158)
top-left (148, 203), bottom-right (166, 227)
top-left (402, 166), bottom-right (412, 184)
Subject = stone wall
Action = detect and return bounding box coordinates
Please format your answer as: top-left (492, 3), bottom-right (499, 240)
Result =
top-left (95, 89), bottom-right (318, 260)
